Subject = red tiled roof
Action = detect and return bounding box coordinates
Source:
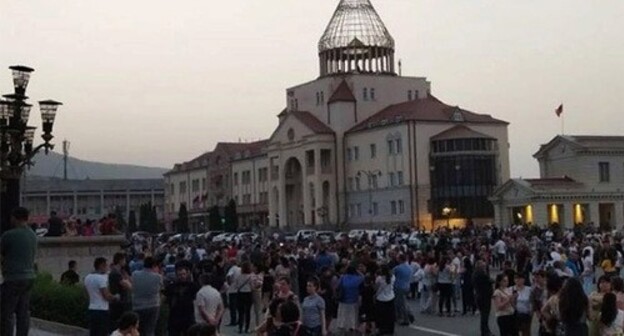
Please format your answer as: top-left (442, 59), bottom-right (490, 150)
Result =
top-left (328, 80), bottom-right (356, 103)
top-left (290, 111), bottom-right (334, 134)
top-left (348, 94), bottom-right (508, 133)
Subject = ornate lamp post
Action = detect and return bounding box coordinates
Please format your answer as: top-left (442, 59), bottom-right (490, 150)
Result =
top-left (442, 206), bottom-right (452, 228)
top-left (0, 65), bottom-right (62, 233)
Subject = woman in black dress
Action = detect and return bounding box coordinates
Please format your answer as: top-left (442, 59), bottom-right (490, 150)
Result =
top-left (319, 267), bottom-right (337, 331)
top-left (461, 257), bottom-right (476, 315)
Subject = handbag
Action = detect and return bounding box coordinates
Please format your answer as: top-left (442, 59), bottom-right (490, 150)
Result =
top-left (237, 275), bottom-right (252, 293)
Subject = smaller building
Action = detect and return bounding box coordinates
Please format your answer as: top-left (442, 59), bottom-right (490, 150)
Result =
top-left (22, 177), bottom-right (165, 225)
top-left (491, 135), bottom-right (624, 228)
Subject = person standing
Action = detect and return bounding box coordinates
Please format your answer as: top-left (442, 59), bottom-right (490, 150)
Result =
top-left (233, 261), bottom-right (253, 334)
top-left (393, 254), bottom-right (413, 325)
top-left (225, 258), bottom-right (241, 326)
top-left (85, 257), bottom-right (118, 336)
top-left (131, 257), bottom-right (163, 336)
top-left (473, 260), bottom-right (494, 336)
top-left (60, 260), bottom-right (80, 286)
top-left (0, 207), bottom-right (38, 336)
top-left (194, 274), bottom-right (225, 329)
top-left (493, 274), bottom-right (517, 336)
top-left (301, 277), bottom-right (327, 336)
top-left (109, 252), bottom-right (132, 330)
top-left (375, 265), bottom-right (396, 336)
top-left (164, 262), bottom-right (199, 336)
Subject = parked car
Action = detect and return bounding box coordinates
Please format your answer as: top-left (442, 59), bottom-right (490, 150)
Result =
top-left (348, 229), bottom-right (366, 240)
top-left (334, 231), bottom-right (348, 241)
top-left (296, 230), bottom-right (317, 241)
top-left (316, 231), bottom-right (335, 243)
top-left (212, 232), bottom-right (237, 243)
top-left (238, 232), bottom-right (259, 242)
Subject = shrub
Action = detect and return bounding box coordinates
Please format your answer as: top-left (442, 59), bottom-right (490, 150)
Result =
top-left (30, 273), bottom-right (88, 328)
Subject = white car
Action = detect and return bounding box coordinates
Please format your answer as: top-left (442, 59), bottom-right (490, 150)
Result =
top-left (237, 232), bottom-right (259, 242)
top-left (348, 229), bottom-right (366, 240)
top-left (296, 230), bottom-right (317, 241)
top-left (316, 231), bottom-right (335, 243)
top-left (212, 232), bottom-right (237, 243)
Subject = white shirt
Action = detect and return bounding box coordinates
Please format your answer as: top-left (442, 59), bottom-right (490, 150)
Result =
top-left (375, 275), bottom-right (395, 302)
top-left (494, 240), bottom-right (507, 254)
top-left (602, 310), bottom-right (624, 335)
top-left (226, 265), bottom-right (242, 293)
top-left (85, 273), bottom-right (109, 310)
top-left (194, 285), bottom-right (223, 324)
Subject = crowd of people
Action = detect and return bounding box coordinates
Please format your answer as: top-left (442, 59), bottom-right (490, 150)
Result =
top-left (38, 211), bottom-right (122, 237)
top-left (5, 205), bottom-right (624, 336)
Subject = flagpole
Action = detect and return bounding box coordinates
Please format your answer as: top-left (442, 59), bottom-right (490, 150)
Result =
top-left (561, 112), bottom-right (564, 135)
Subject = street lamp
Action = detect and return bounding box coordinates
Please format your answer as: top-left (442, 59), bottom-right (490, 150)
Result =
top-left (1, 65), bottom-right (62, 233)
top-left (357, 169), bottom-right (382, 228)
top-left (442, 206), bottom-right (452, 228)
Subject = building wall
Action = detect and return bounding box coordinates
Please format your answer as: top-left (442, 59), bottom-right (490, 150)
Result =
top-left (541, 150), bottom-right (624, 192)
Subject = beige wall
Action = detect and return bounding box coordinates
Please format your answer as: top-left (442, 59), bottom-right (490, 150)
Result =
top-left (231, 155), bottom-right (269, 206)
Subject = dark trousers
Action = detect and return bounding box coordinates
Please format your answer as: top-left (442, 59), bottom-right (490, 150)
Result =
top-left (302, 325), bottom-right (322, 336)
top-left (462, 286), bottom-right (476, 314)
top-left (136, 307), bottom-right (160, 336)
top-left (168, 317), bottom-right (196, 336)
top-left (438, 283), bottom-right (453, 314)
top-left (497, 314), bottom-right (518, 336)
top-left (109, 301), bottom-right (131, 332)
top-left (237, 292), bottom-right (253, 332)
top-left (375, 299), bottom-right (396, 335)
top-left (228, 292), bottom-right (239, 325)
top-left (87, 310), bottom-right (110, 336)
top-left (1, 279), bottom-right (34, 336)
top-left (477, 299), bottom-right (492, 336)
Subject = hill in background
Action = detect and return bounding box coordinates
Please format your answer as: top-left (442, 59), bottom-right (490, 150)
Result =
top-left (26, 151), bottom-right (168, 180)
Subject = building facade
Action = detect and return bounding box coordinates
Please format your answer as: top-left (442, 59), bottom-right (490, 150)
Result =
top-left (491, 135), bottom-right (624, 228)
top-left (22, 177), bottom-right (164, 225)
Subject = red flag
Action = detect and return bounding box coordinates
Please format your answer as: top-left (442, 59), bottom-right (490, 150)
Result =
top-left (555, 104), bottom-right (563, 117)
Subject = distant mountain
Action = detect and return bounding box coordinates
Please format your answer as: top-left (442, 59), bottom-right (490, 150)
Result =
top-left (25, 151), bottom-right (168, 180)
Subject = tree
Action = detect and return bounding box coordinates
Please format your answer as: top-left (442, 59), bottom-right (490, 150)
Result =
top-left (128, 210), bottom-right (137, 233)
top-left (114, 207), bottom-right (127, 233)
top-left (209, 205), bottom-right (222, 231)
top-left (224, 199), bottom-right (238, 233)
top-left (177, 203), bottom-right (189, 233)
top-left (139, 202), bottom-right (158, 233)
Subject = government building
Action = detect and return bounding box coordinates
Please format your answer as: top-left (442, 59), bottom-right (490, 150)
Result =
top-left (165, 0), bottom-right (511, 231)
top-left (491, 135), bottom-right (624, 229)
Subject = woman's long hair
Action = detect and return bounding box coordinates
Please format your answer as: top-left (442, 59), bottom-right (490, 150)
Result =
top-left (380, 264), bottom-right (392, 285)
top-left (559, 277), bottom-right (588, 324)
top-left (601, 292), bottom-right (618, 326)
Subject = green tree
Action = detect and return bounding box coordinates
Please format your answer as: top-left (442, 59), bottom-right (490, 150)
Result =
top-left (209, 205), bottom-right (222, 231)
top-left (114, 207), bottom-right (127, 233)
top-left (139, 202), bottom-right (158, 233)
top-left (224, 199), bottom-right (238, 233)
top-left (128, 210), bottom-right (137, 233)
top-left (177, 203), bottom-right (189, 233)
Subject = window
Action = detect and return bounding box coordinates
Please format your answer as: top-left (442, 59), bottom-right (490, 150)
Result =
top-left (348, 204), bottom-right (354, 218)
top-left (356, 203), bottom-right (362, 217)
top-left (397, 171), bottom-right (404, 185)
top-left (408, 90), bottom-right (412, 101)
top-left (388, 140), bottom-right (395, 155)
top-left (398, 200), bottom-right (405, 214)
top-left (370, 144), bottom-right (376, 158)
top-left (414, 90), bottom-right (419, 99)
top-left (192, 179), bottom-right (200, 192)
top-left (179, 182), bottom-right (187, 195)
top-left (355, 176), bottom-right (361, 191)
top-left (170, 183), bottom-right (175, 195)
top-left (396, 138), bottom-right (403, 154)
top-left (234, 173), bottom-right (239, 186)
top-left (354, 146), bottom-right (359, 160)
top-left (599, 162), bottom-right (610, 182)
top-left (348, 177), bottom-right (354, 191)
top-left (390, 201), bottom-right (397, 215)
top-left (370, 88), bottom-right (376, 100)
top-left (201, 178), bottom-right (206, 190)
top-left (316, 92), bottom-right (320, 105)
top-left (371, 175), bottom-right (378, 189)
top-left (347, 148), bottom-right (352, 161)
top-left (320, 91), bottom-right (324, 103)
top-left (363, 88), bottom-right (368, 101)
top-left (372, 202), bottom-right (379, 216)
top-left (389, 172), bottom-right (396, 186)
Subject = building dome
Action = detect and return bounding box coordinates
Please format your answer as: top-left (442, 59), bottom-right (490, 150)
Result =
top-left (318, 0), bottom-right (396, 77)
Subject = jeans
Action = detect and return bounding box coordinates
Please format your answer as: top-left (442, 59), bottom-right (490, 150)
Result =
top-left (136, 307), bottom-right (160, 336)
top-left (394, 287), bottom-right (409, 323)
top-left (228, 293), bottom-right (239, 324)
top-left (302, 325), bottom-right (322, 336)
top-left (477, 299), bottom-right (492, 336)
top-left (438, 283), bottom-right (453, 314)
top-left (0, 279), bottom-right (34, 336)
top-left (237, 292), bottom-right (252, 332)
top-left (88, 310), bottom-right (110, 336)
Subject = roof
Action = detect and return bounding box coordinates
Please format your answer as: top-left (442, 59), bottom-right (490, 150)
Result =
top-left (522, 176), bottom-right (583, 190)
top-left (431, 125), bottom-right (495, 141)
top-left (534, 135), bottom-right (624, 158)
top-left (348, 94), bottom-right (508, 133)
top-left (23, 177), bottom-right (164, 193)
top-left (328, 80), bottom-right (356, 103)
top-left (290, 111), bottom-right (334, 134)
top-left (491, 176), bottom-right (583, 198)
top-left (318, 0), bottom-right (394, 53)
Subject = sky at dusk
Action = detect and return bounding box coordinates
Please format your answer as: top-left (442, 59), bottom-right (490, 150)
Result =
top-left (1, 0), bottom-right (623, 178)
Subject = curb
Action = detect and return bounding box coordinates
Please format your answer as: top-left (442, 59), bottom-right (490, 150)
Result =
top-left (31, 317), bottom-right (88, 335)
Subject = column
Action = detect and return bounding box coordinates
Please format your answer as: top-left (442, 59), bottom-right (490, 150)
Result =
top-left (493, 202), bottom-right (502, 227)
top-left (615, 202), bottom-right (624, 231)
top-left (278, 170), bottom-right (287, 230)
top-left (589, 202), bottom-right (600, 226)
top-left (303, 179), bottom-right (311, 226)
top-left (126, 191), bottom-right (131, 221)
top-left (268, 186), bottom-right (276, 227)
top-left (564, 202), bottom-right (575, 229)
top-left (46, 191), bottom-right (51, 215)
top-left (314, 148), bottom-right (323, 226)
top-left (100, 190), bottom-right (105, 216)
top-left (389, 51), bottom-right (395, 73)
top-left (72, 191), bottom-right (78, 216)
top-left (532, 203), bottom-right (548, 228)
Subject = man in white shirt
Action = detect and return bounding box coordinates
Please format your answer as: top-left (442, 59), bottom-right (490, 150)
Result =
top-left (85, 257), bottom-right (118, 336)
top-left (225, 260), bottom-right (241, 326)
top-left (195, 274), bottom-right (224, 328)
top-left (493, 239), bottom-right (507, 269)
